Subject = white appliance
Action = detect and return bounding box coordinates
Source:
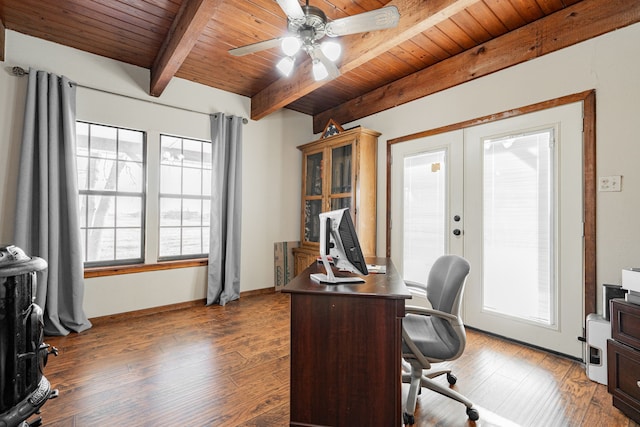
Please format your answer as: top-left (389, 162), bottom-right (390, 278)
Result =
top-left (622, 268), bottom-right (640, 304)
top-left (622, 268), bottom-right (640, 292)
top-left (585, 313), bottom-right (610, 385)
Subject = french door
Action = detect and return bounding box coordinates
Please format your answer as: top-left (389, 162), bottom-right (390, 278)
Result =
top-left (390, 130), bottom-right (463, 285)
top-left (390, 102), bottom-right (584, 359)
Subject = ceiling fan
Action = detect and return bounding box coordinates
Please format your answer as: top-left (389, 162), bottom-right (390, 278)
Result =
top-left (229, 0), bottom-right (400, 81)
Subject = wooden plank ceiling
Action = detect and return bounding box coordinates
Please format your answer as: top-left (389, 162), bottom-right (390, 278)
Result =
top-left (1, 0), bottom-right (639, 133)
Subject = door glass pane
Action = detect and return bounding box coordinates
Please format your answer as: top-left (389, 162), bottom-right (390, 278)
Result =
top-left (403, 150), bottom-right (447, 284)
top-left (331, 145), bottom-right (352, 194)
top-left (483, 129), bottom-right (554, 325)
top-left (305, 153), bottom-right (323, 196)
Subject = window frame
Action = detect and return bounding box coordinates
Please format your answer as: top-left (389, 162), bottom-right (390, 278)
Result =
top-left (77, 121), bottom-right (147, 268)
top-left (157, 133), bottom-right (212, 262)
top-left (84, 258), bottom-right (208, 278)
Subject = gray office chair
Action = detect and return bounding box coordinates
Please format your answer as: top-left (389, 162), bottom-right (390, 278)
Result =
top-left (401, 255), bottom-right (479, 425)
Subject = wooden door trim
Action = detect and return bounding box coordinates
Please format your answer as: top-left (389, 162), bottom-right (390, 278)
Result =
top-left (386, 90), bottom-right (596, 316)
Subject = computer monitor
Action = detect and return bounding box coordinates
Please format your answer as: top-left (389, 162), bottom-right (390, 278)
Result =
top-left (310, 208), bottom-right (369, 284)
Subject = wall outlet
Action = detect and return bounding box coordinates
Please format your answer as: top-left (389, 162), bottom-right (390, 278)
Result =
top-left (599, 175), bottom-right (621, 192)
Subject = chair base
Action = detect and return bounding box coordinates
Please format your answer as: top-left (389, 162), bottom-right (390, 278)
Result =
top-left (402, 361), bottom-right (479, 425)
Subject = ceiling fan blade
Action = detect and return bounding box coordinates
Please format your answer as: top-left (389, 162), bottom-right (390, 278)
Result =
top-left (313, 46), bottom-right (340, 80)
top-left (325, 6), bottom-right (400, 37)
top-left (229, 38), bottom-right (282, 56)
top-left (276, 0), bottom-right (304, 20)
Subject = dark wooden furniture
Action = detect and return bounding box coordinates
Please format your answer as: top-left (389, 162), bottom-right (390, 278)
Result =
top-left (608, 298), bottom-right (640, 423)
top-left (282, 257), bottom-right (410, 427)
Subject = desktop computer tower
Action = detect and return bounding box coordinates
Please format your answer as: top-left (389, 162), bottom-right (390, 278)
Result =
top-left (585, 313), bottom-right (610, 385)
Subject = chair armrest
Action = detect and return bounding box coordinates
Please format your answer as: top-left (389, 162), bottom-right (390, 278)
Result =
top-left (405, 280), bottom-right (428, 293)
top-left (404, 305), bottom-right (458, 323)
top-left (405, 280), bottom-right (429, 301)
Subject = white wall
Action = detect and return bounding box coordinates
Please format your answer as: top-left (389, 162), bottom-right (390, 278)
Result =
top-left (0, 31), bottom-right (312, 317)
top-left (344, 22), bottom-right (640, 315)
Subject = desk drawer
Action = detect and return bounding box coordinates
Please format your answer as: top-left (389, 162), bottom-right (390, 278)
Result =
top-left (611, 299), bottom-right (640, 350)
top-left (608, 339), bottom-right (640, 423)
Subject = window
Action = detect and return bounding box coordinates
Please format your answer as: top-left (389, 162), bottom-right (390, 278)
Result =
top-left (77, 122), bottom-right (146, 266)
top-left (76, 123), bottom-right (211, 270)
top-left (158, 134), bottom-right (211, 260)
top-left (402, 149), bottom-right (447, 284)
top-left (482, 129), bottom-right (554, 324)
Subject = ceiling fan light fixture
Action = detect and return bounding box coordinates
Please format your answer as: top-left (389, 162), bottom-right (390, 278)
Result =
top-left (312, 60), bottom-right (329, 81)
top-left (281, 36), bottom-right (302, 56)
top-left (320, 41), bottom-right (341, 62)
top-left (277, 56), bottom-right (296, 77)
top-left (229, 2), bottom-right (401, 83)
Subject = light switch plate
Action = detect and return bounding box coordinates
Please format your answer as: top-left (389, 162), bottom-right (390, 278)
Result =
top-left (598, 175), bottom-right (621, 192)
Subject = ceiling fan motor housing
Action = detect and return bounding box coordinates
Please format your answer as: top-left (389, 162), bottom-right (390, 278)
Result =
top-left (288, 5), bottom-right (327, 46)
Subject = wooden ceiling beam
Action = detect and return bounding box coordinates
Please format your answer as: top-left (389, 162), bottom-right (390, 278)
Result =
top-left (313, 0), bottom-right (640, 133)
top-left (0, 18), bottom-right (5, 62)
top-left (150, 0), bottom-right (222, 97)
top-left (250, 0), bottom-right (479, 121)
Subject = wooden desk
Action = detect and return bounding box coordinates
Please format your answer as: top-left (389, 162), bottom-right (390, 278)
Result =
top-left (283, 257), bottom-right (410, 427)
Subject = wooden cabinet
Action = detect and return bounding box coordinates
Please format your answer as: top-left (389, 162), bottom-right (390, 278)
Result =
top-left (608, 299), bottom-right (640, 423)
top-left (293, 127), bottom-right (379, 275)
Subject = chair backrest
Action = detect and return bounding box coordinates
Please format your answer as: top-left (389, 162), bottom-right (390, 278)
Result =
top-left (426, 255), bottom-right (470, 316)
top-left (403, 255), bottom-right (471, 363)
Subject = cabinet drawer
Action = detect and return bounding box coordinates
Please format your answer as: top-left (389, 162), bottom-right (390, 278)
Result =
top-left (608, 339), bottom-right (640, 406)
top-left (611, 299), bottom-right (640, 350)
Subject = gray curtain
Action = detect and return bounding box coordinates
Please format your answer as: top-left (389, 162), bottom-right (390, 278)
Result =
top-left (207, 113), bottom-right (243, 306)
top-left (14, 69), bottom-right (92, 336)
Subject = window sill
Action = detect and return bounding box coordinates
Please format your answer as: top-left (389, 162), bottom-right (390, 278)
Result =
top-left (84, 258), bottom-right (208, 278)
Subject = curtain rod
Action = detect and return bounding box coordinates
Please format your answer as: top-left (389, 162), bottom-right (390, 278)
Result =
top-left (9, 66), bottom-right (248, 124)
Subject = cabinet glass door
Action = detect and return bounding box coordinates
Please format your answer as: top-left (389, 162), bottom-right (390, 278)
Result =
top-left (330, 144), bottom-right (352, 212)
top-left (331, 145), bottom-right (352, 194)
top-left (330, 198), bottom-right (351, 210)
top-left (303, 151), bottom-right (324, 244)
top-left (304, 200), bottom-right (322, 243)
top-left (305, 152), bottom-right (323, 196)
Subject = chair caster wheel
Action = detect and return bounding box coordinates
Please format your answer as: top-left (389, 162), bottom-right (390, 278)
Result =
top-left (467, 407), bottom-right (480, 421)
top-left (403, 412), bottom-right (415, 425)
top-left (447, 372), bottom-right (457, 385)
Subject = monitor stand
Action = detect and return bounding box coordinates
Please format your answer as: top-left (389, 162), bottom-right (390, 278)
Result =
top-left (310, 256), bottom-right (365, 284)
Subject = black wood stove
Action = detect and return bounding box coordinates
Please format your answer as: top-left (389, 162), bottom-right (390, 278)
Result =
top-left (0, 245), bottom-right (58, 427)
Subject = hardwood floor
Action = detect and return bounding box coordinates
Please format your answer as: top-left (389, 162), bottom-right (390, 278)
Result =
top-left (35, 292), bottom-right (637, 427)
